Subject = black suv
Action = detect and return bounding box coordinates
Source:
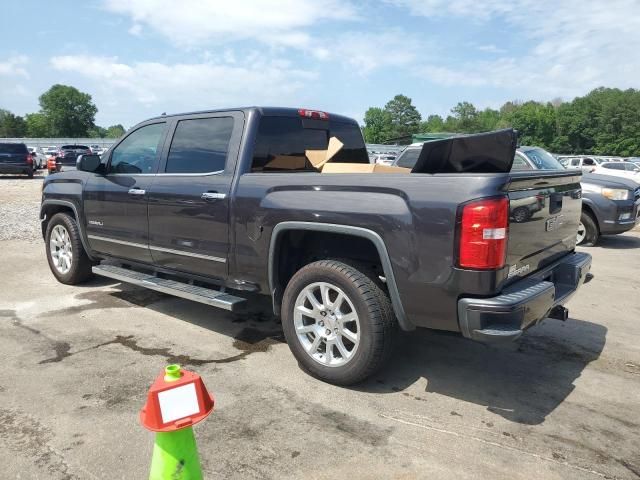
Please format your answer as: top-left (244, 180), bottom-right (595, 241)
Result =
top-left (0, 143), bottom-right (35, 177)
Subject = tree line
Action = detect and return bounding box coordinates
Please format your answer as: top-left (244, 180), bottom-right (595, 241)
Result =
top-left (0, 84), bottom-right (125, 139)
top-left (363, 88), bottom-right (640, 156)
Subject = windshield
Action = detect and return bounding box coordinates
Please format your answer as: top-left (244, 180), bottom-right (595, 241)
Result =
top-left (521, 147), bottom-right (564, 170)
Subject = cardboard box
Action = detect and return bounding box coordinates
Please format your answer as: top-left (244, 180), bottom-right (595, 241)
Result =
top-left (306, 136), bottom-right (411, 174)
top-left (321, 163), bottom-right (411, 174)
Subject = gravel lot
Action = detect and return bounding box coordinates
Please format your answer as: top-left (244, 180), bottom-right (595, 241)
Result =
top-left (1, 175), bottom-right (640, 479)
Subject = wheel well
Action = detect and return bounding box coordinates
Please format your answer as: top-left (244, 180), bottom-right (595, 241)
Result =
top-left (582, 204), bottom-right (599, 232)
top-left (272, 230), bottom-right (385, 313)
top-left (41, 204), bottom-right (75, 238)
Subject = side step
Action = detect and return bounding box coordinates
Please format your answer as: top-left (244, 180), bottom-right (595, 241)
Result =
top-left (92, 264), bottom-right (246, 311)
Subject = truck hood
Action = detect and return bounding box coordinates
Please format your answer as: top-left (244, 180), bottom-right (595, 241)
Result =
top-left (410, 129), bottom-right (517, 174)
top-left (582, 172), bottom-right (640, 189)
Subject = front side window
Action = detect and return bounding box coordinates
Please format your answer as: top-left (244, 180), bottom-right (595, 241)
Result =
top-left (522, 148), bottom-right (564, 170)
top-left (165, 117), bottom-right (234, 174)
top-left (109, 123), bottom-right (166, 174)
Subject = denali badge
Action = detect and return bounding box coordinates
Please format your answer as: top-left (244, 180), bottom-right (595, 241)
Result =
top-left (508, 264), bottom-right (530, 278)
top-left (545, 215), bottom-right (564, 232)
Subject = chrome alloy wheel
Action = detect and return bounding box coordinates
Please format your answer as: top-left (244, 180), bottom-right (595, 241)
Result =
top-left (576, 221), bottom-right (586, 245)
top-left (293, 281), bottom-right (360, 367)
top-left (50, 224), bottom-right (73, 274)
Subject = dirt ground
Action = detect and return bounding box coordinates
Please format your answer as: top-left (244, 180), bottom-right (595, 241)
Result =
top-left (1, 175), bottom-right (639, 479)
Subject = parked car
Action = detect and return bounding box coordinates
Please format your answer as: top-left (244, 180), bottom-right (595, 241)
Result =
top-left (393, 143), bottom-right (423, 168)
top-left (40, 109), bottom-right (592, 385)
top-left (373, 154), bottom-right (396, 166)
top-left (0, 143), bottom-right (35, 177)
top-left (55, 145), bottom-right (92, 172)
top-left (593, 161), bottom-right (640, 180)
top-left (90, 145), bottom-right (105, 155)
top-left (27, 146), bottom-right (46, 169)
top-left (558, 156), bottom-right (605, 172)
top-left (579, 173), bottom-right (640, 245)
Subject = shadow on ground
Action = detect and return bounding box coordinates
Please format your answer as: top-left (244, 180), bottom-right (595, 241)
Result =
top-left (45, 282), bottom-right (606, 426)
top-left (358, 318), bottom-right (607, 425)
top-left (595, 234), bottom-right (640, 249)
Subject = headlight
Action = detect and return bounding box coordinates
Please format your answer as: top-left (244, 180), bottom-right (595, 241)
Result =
top-left (601, 188), bottom-right (630, 200)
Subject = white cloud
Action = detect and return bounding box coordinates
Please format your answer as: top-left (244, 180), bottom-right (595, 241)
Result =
top-left (103, 0), bottom-right (357, 48)
top-left (323, 30), bottom-right (425, 73)
top-left (50, 54), bottom-right (317, 124)
top-left (391, 0), bottom-right (640, 99)
top-left (0, 55), bottom-right (30, 78)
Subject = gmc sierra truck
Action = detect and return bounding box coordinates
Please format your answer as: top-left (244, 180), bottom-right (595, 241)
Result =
top-left (40, 107), bottom-right (592, 385)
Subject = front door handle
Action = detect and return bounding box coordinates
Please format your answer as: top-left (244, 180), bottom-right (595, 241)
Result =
top-left (201, 192), bottom-right (226, 201)
top-left (128, 188), bottom-right (146, 196)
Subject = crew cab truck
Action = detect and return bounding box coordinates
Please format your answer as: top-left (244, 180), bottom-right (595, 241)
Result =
top-left (40, 107), bottom-right (592, 385)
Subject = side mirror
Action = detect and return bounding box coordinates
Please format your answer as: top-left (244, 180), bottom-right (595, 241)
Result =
top-left (77, 154), bottom-right (102, 172)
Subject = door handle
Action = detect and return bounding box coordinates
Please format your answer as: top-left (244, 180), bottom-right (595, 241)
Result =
top-left (128, 188), bottom-right (146, 196)
top-left (201, 192), bottom-right (226, 201)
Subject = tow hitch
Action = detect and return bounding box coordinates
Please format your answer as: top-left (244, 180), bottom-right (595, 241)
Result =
top-left (548, 305), bottom-right (569, 321)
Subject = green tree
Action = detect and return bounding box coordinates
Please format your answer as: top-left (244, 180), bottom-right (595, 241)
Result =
top-left (362, 107), bottom-right (392, 143)
top-left (39, 84), bottom-right (97, 137)
top-left (106, 124), bottom-right (126, 138)
top-left (476, 108), bottom-right (500, 132)
top-left (420, 114), bottom-right (445, 132)
top-left (384, 94), bottom-right (421, 140)
top-left (501, 101), bottom-right (557, 148)
top-left (451, 101), bottom-right (479, 132)
top-left (0, 109), bottom-right (26, 137)
top-left (88, 125), bottom-right (108, 138)
top-left (25, 113), bottom-right (50, 137)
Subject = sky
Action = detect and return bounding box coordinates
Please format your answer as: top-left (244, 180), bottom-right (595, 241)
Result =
top-left (1, 0), bottom-right (639, 128)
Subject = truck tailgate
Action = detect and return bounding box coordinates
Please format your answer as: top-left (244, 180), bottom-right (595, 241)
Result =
top-left (506, 171), bottom-right (583, 280)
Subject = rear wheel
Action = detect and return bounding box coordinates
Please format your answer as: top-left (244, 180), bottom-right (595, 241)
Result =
top-left (27, 168), bottom-right (33, 178)
top-left (282, 260), bottom-right (397, 385)
top-left (45, 213), bottom-right (94, 284)
top-left (577, 211), bottom-right (598, 246)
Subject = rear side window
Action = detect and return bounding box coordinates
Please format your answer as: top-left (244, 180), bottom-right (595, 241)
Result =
top-left (521, 147), bottom-right (564, 170)
top-left (511, 154), bottom-right (533, 171)
top-left (604, 163), bottom-right (623, 170)
top-left (251, 116), bottom-right (368, 172)
top-left (165, 117), bottom-right (234, 174)
top-left (395, 148), bottom-right (421, 168)
top-left (0, 143), bottom-right (28, 154)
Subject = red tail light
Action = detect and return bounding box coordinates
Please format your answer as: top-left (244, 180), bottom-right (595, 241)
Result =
top-left (298, 109), bottom-right (329, 120)
top-left (47, 157), bottom-right (57, 170)
top-left (458, 197), bottom-right (509, 269)
top-left (26, 154), bottom-right (33, 165)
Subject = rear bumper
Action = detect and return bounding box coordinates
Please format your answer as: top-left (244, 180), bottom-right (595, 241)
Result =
top-left (0, 164), bottom-right (32, 174)
top-left (458, 252), bottom-right (592, 343)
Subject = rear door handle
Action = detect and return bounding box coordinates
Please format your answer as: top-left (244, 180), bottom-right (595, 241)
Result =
top-left (201, 192), bottom-right (226, 201)
top-left (128, 188), bottom-right (146, 196)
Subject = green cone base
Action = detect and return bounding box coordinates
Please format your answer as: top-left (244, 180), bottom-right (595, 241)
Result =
top-left (149, 427), bottom-right (203, 480)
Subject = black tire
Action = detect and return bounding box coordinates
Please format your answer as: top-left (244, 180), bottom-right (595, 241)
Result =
top-left (45, 212), bottom-right (94, 284)
top-left (577, 211), bottom-right (599, 246)
top-left (281, 259), bottom-right (397, 385)
top-left (27, 168), bottom-right (33, 178)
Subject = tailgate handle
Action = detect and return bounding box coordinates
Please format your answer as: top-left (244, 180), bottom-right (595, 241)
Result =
top-left (550, 192), bottom-right (563, 214)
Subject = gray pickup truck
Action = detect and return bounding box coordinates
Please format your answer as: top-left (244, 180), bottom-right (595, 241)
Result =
top-left (40, 107), bottom-right (592, 385)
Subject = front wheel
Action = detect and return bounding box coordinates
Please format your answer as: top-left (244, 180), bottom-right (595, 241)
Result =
top-left (281, 260), bottom-right (397, 385)
top-left (577, 211), bottom-right (599, 246)
top-left (45, 213), bottom-right (94, 284)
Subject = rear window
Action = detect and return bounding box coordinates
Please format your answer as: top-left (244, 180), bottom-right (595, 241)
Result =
top-left (395, 148), bottom-right (421, 168)
top-left (61, 145), bottom-right (89, 150)
top-left (165, 117), bottom-right (234, 173)
top-left (251, 116), bottom-right (368, 172)
top-left (0, 143), bottom-right (28, 154)
top-left (521, 147), bottom-right (564, 170)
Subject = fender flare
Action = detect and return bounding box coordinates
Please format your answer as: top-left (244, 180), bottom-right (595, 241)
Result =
top-left (41, 199), bottom-right (96, 261)
top-left (268, 221), bottom-right (414, 331)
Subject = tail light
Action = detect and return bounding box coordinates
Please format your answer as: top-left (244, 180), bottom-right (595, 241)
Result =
top-left (26, 154), bottom-right (33, 165)
top-left (298, 109), bottom-right (329, 120)
top-left (47, 157), bottom-right (57, 170)
top-left (458, 197), bottom-right (509, 269)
